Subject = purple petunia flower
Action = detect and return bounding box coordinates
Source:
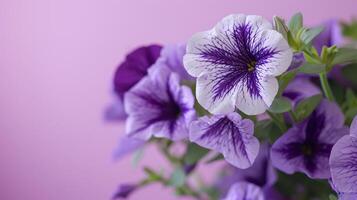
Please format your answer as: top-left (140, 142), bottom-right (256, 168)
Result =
top-left (184, 14), bottom-right (293, 115)
top-left (223, 182), bottom-right (265, 200)
top-left (217, 143), bottom-right (282, 199)
top-left (112, 183), bottom-right (137, 199)
top-left (124, 64), bottom-right (196, 141)
top-left (271, 100), bottom-right (348, 179)
top-left (329, 116), bottom-right (357, 196)
top-left (282, 76), bottom-right (321, 107)
top-left (153, 44), bottom-right (194, 81)
top-left (313, 19), bottom-right (342, 53)
top-left (189, 112), bottom-right (259, 169)
top-left (107, 45), bottom-right (162, 121)
top-left (113, 136), bottom-right (145, 160)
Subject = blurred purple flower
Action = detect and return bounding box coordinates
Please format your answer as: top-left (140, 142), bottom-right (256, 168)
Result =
top-left (183, 14), bottom-right (292, 115)
top-left (330, 116), bottom-right (357, 197)
top-left (313, 19), bottom-right (342, 53)
top-left (154, 44), bottom-right (194, 81)
top-left (189, 112), bottom-right (259, 169)
top-left (113, 136), bottom-right (145, 160)
top-left (223, 182), bottom-right (265, 200)
top-left (282, 76), bottom-right (321, 107)
top-left (288, 52), bottom-right (305, 71)
top-left (106, 44), bottom-right (162, 121)
top-left (271, 100), bottom-right (348, 179)
top-left (112, 183), bottom-right (137, 199)
top-left (217, 144), bottom-right (276, 193)
top-left (124, 65), bottom-right (196, 141)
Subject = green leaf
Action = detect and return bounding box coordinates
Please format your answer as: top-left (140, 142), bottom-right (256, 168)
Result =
top-left (183, 143), bottom-right (209, 165)
top-left (299, 63), bottom-right (326, 74)
top-left (300, 26), bottom-right (324, 44)
top-left (342, 19), bottom-right (357, 40)
top-left (268, 97), bottom-right (292, 113)
top-left (168, 167), bottom-right (186, 187)
top-left (131, 148), bottom-right (145, 167)
top-left (329, 194), bottom-right (338, 200)
top-left (254, 119), bottom-right (274, 140)
top-left (341, 63), bottom-right (357, 87)
top-left (143, 167), bottom-right (163, 181)
top-left (278, 69), bottom-right (298, 95)
top-left (273, 16), bottom-right (289, 39)
top-left (289, 12), bottom-right (303, 35)
top-left (294, 94), bottom-right (323, 122)
top-left (332, 48), bottom-right (357, 65)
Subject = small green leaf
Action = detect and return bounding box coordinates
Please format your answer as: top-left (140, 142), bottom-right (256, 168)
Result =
top-left (289, 12), bottom-right (303, 35)
top-left (273, 16), bottom-right (289, 39)
top-left (254, 119), bottom-right (274, 140)
top-left (300, 26), bottom-right (324, 44)
top-left (294, 94), bottom-right (323, 122)
top-left (341, 63), bottom-right (357, 87)
top-left (183, 143), bottom-right (209, 165)
top-left (329, 194), bottom-right (338, 200)
top-left (131, 148), bottom-right (145, 167)
top-left (168, 167), bottom-right (186, 187)
top-left (299, 63), bottom-right (326, 74)
top-left (332, 48), bottom-right (357, 65)
top-left (278, 69), bottom-right (298, 95)
top-left (268, 97), bottom-right (292, 113)
top-left (144, 167), bottom-right (162, 181)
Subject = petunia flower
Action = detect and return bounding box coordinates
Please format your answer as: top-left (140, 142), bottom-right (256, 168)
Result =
top-left (113, 136), bottom-right (145, 160)
top-left (153, 44), bottom-right (194, 81)
top-left (107, 44), bottom-right (162, 121)
top-left (223, 182), bottom-right (265, 200)
top-left (313, 19), bottom-right (342, 53)
top-left (183, 14), bottom-right (293, 115)
top-left (124, 65), bottom-right (196, 141)
top-left (271, 100), bottom-right (348, 179)
top-left (112, 183), bottom-right (137, 199)
top-left (329, 115), bottom-right (357, 196)
top-left (189, 112), bottom-right (259, 169)
top-left (282, 76), bottom-right (320, 107)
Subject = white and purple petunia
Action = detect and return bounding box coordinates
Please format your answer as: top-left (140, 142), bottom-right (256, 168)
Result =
top-left (223, 182), bottom-right (265, 200)
top-left (271, 100), bottom-right (348, 179)
top-left (329, 115), bottom-right (357, 198)
top-left (124, 64), bottom-right (196, 141)
top-left (189, 112), bottom-right (259, 169)
top-left (184, 14), bottom-right (293, 115)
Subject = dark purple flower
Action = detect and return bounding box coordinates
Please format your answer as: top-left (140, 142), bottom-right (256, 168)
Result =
top-left (114, 45), bottom-right (162, 99)
top-left (271, 100), bottom-right (348, 179)
top-left (282, 76), bottom-right (320, 107)
top-left (112, 184), bottom-right (137, 199)
top-left (288, 52), bottom-right (305, 71)
top-left (217, 144), bottom-right (276, 194)
top-left (223, 182), bottom-right (265, 200)
top-left (107, 45), bottom-right (162, 121)
top-left (184, 14), bottom-right (292, 115)
top-left (153, 44), bottom-right (194, 81)
top-left (330, 116), bottom-right (357, 195)
top-left (124, 65), bottom-right (196, 141)
top-left (189, 112), bottom-right (259, 169)
top-left (113, 136), bottom-right (145, 160)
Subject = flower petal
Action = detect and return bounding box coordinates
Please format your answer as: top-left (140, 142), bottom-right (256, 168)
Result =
top-left (113, 137), bottom-right (145, 160)
top-left (223, 182), bottom-right (265, 200)
top-left (350, 115), bottom-right (357, 138)
top-left (330, 135), bottom-right (357, 193)
top-left (196, 73), bottom-right (237, 114)
top-left (190, 113), bottom-right (259, 169)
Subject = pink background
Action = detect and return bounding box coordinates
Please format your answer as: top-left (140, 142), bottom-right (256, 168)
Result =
top-left (0, 0), bottom-right (356, 199)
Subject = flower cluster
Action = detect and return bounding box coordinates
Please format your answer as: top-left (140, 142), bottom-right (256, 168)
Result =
top-left (107, 13), bottom-right (357, 200)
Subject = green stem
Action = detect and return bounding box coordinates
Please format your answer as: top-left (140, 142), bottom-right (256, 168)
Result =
top-left (267, 111), bottom-right (287, 132)
top-left (289, 111), bottom-right (298, 123)
top-left (319, 72), bottom-right (335, 101)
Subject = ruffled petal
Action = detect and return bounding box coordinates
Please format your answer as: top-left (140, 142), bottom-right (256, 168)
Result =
top-left (223, 182), bottom-right (265, 200)
top-left (330, 135), bottom-right (357, 193)
top-left (113, 137), bottom-right (145, 160)
top-left (350, 115), bottom-right (357, 137)
top-left (189, 113), bottom-right (259, 169)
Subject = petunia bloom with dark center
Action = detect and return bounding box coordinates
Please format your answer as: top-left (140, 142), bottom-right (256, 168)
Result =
top-left (189, 112), bottom-right (259, 169)
top-left (124, 65), bottom-right (196, 141)
top-left (271, 100), bottom-right (348, 179)
top-left (330, 115), bottom-right (357, 198)
top-left (184, 14), bottom-right (292, 115)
